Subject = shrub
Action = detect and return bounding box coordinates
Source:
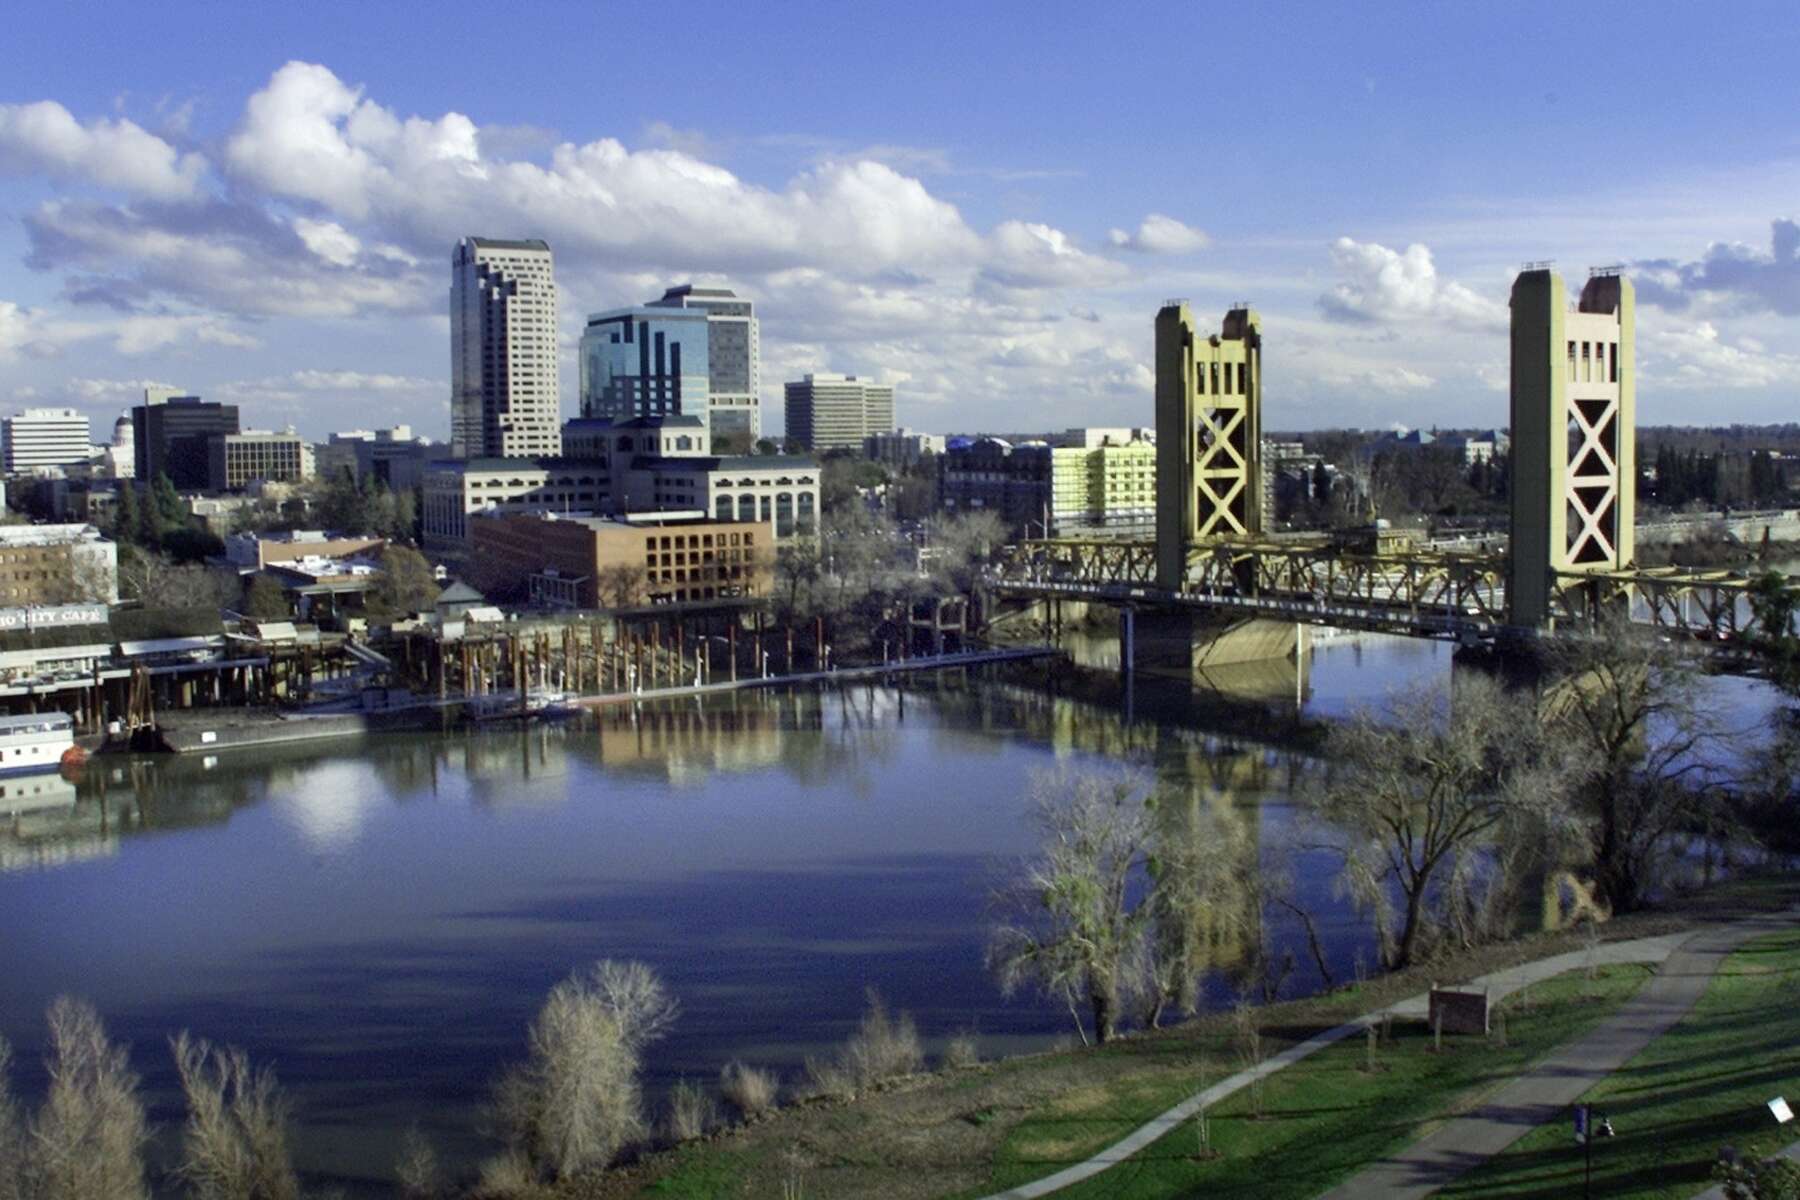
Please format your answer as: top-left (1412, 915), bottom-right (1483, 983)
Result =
top-left (170, 1030), bottom-right (300, 1200)
top-left (473, 1152), bottom-right (540, 1198)
top-left (718, 1061), bottom-right (778, 1117)
top-left (804, 990), bottom-right (923, 1099)
top-left (941, 1031), bottom-right (981, 1071)
top-left (395, 1126), bottom-right (441, 1200)
top-left (495, 960), bottom-right (678, 1179)
top-left (663, 1079), bottom-right (716, 1143)
top-left (31, 997), bottom-right (150, 1200)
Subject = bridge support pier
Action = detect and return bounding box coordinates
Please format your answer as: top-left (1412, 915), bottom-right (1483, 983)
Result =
top-left (1129, 609), bottom-right (1306, 679)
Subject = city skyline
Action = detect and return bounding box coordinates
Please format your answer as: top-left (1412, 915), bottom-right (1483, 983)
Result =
top-left (2, 3), bottom-right (1799, 440)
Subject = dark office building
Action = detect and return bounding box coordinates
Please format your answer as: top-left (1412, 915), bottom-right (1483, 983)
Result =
top-left (132, 396), bottom-right (240, 490)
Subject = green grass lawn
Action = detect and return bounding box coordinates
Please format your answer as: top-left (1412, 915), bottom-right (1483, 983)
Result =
top-left (963, 963), bottom-right (1653, 1200)
top-left (1442, 927), bottom-right (1800, 1200)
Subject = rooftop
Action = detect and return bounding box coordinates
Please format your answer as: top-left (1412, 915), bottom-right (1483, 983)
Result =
top-left (465, 237), bottom-right (550, 253)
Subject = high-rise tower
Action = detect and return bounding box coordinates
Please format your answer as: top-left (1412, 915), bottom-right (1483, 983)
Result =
top-left (451, 238), bottom-right (560, 459)
top-left (650, 284), bottom-right (761, 441)
top-left (1508, 266), bottom-right (1635, 627)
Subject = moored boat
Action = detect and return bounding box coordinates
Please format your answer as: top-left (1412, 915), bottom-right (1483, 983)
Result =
top-left (0, 712), bottom-right (75, 777)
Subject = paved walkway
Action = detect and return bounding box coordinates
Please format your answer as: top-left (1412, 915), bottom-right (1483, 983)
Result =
top-left (1320, 912), bottom-right (1791, 1200)
top-left (978, 917), bottom-right (1781, 1200)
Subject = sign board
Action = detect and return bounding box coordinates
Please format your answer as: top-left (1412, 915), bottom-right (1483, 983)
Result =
top-left (1429, 987), bottom-right (1491, 1035)
top-left (1772, 1097), bottom-right (1794, 1124)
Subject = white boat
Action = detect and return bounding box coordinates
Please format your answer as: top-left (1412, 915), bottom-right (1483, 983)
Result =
top-left (0, 712), bottom-right (74, 777)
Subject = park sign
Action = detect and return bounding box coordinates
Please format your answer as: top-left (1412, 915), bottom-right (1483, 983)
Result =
top-left (1428, 985), bottom-right (1491, 1035)
top-left (1771, 1097), bottom-right (1793, 1124)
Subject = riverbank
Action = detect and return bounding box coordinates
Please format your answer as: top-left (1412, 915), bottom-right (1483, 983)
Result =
top-left (555, 874), bottom-right (1800, 1200)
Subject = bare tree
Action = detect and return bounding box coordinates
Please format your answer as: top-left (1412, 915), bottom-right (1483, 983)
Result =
top-left (989, 767), bottom-right (1157, 1044)
top-left (1138, 789), bottom-right (1261, 1027)
top-left (495, 960), bottom-right (678, 1179)
top-left (118, 549), bottom-right (237, 611)
top-left (927, 510), bottom-right (1005, 598)
top-left (1310, 675), bottom-right (1564, 970)
top-left (595, 563), bottom-right (648, 610)
top-left (29, 997), bottom-right (149, 1200)
top-left (1543, 626), bottom-right (1729, 913)
top-left (169, 1031), bottom-right (299, 1200)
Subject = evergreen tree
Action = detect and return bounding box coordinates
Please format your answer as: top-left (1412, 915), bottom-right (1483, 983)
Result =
top-left (111, 485), bottom-right (140, 546)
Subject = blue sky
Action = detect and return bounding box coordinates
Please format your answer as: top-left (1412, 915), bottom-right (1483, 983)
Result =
top-left (3, 1), bottom-right (1798, 441)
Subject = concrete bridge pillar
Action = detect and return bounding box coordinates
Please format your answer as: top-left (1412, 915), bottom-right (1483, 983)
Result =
top-left (1129, 608), bottom-right (1306, 679)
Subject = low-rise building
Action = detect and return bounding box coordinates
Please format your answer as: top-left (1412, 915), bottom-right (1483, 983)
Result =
top-left (0, 524), bottom-right (118, 605)
top-left (420, 458), bottom-right (613, 563)
top-left (224, 530), bottom-right (388, 571)
top-left (313, 426), bottom-right (435, 491)
top-left (469, 511), bottom-right (770, 608)
top-left (864, 429), bottom-right (944, 469)
top-left (939, 432), bottom-right (1157, 538)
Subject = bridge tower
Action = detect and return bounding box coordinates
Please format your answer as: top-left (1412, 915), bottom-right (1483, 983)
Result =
top-left (1155, 302), bottom-right (1263, 590)
top-left (1508, 267), bottom-right (1636, 628)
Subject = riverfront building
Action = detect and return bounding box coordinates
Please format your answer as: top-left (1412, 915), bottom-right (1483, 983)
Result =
top-left (2, 409), bottom-right (92, 473)
top-left (784, 374), bottom-right (894, 452)
top-left (648, 285), bottom-right (761, 441)
top-left (421, 415), bottom-right (820, 563)
top-left (132, 394), bottom-right (240, 489)
top-left (469, 511), bottom-right (770, 608)
top-left (0, 523), bottom-right (118, 604)
top-left (451, 237), bottom-right (561, 459)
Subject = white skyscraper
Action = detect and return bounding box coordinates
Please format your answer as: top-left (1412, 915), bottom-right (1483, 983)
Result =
top-left (3, 407), bottom-right (92, 472)
top-left (649, 284), bottom-right (761, 442)
top-left (450, 237), bottom-right (560, 459)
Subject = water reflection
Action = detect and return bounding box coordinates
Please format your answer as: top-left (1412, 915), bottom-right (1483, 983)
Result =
top-left (0, 638), bottom-right (1783, 1195)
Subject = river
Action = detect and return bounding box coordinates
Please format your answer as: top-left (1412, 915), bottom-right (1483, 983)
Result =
top-left (0, 631), bottom-right (1783, 1194)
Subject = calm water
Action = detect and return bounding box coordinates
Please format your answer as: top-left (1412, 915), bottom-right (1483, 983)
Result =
top-left (0, 632), bottom-right (1780, 1194)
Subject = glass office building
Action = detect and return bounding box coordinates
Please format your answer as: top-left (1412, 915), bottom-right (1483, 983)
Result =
top-left (579, 307), bottom-right (712, 424)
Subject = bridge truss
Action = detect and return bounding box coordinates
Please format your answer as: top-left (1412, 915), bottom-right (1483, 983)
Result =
top-left (994, 537), bottom-right (1779, 648)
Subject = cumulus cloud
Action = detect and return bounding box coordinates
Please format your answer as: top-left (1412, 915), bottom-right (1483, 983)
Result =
top-left (1318, 237), bottom-right (1505, 330)
top-left (0, 100), bottom-right (206, 199)
top-left (0, 302), bottom-right (257, 361)
top-left (1107, 213), bottom-right (1209, 254)
top-left (1633, 219), bottom-right (1800, 316)
top-left (980, 221), bottom-right (1127, 290)
top-left (67, 376), bottom-right (184, 401)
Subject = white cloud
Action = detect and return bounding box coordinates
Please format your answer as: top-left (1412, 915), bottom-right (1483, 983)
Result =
top-left (1318, 236), bottom-right (1505, 330)
top-left (67, 376), bottom-right (183, 401)
top-left (0, 100), bottom-right (206, 199)
top-left (1107, 213), bottom-right (1209, 255)
top-left (1316, 363), bottom-right (1437, 392)
top-left (293, 217), bottom-right (361, 267)
top-left (1641, 320), bottom-right (1800, 389)
top-left (0, 302), bottom-right (255, 361)
top-left (981, 221), bottom-right (1127, 290)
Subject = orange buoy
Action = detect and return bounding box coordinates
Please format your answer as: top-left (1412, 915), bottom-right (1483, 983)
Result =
top-left (60, 744), bottom-right (88, 772)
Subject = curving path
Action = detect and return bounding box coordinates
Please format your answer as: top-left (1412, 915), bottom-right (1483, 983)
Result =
top-left (976, 917), bottom-right (1787, 1200)
top-left (1320, 912), bottom-right (1790, 1199)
